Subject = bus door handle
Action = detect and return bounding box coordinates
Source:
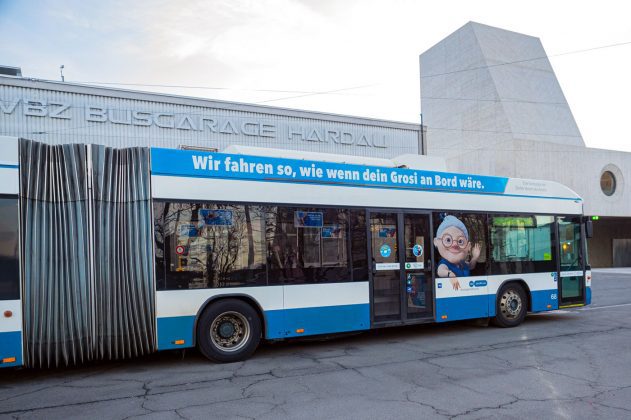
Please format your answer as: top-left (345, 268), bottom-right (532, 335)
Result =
top-left (425, 259), bottom-right (432, 272)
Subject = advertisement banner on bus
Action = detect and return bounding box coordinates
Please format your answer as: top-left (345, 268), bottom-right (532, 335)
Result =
top-left (150, 148), bottom-right (510, 195)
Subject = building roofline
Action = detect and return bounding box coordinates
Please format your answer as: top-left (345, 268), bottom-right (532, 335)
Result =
top-left (420, 21), bottom-right (540, 60)
top-left (0, 75), bottom-right (421, 132)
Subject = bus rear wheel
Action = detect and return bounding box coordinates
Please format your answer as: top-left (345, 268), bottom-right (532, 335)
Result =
top-left (197, 299), bottom-right (262, 363)
top-left (492, 283), bottom-right (527, 328)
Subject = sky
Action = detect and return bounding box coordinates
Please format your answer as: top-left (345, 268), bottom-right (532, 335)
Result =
top-left (1, 0), bottom-right (630, 152)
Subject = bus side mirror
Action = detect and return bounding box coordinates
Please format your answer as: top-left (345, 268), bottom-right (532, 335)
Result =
top-left (585, 219), bottom-right (593, 239)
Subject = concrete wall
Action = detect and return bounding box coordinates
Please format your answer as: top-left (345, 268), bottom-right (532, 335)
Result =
top-left (420, 21), bottom-right (584, 163)
top-left (442, 139), bottom-right (631, 217)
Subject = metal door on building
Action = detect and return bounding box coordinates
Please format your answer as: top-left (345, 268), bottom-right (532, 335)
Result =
top-left (368, 211), bottom-right (434, 325)
top-left (613, 239), bottom-right (631, 267)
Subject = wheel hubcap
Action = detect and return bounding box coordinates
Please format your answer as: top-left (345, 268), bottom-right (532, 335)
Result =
top-left (500, 289), bottom-right (522, 319)
top-left (210, 311), bottom-right (250, 353)
top-left (218, 321), bottom-right (235, 338)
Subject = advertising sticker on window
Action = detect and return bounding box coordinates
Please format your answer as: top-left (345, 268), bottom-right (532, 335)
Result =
top-left (294, 211), bottom-right (323, 228)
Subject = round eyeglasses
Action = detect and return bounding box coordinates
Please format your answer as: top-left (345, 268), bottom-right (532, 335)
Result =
top-left (440, 233), bottom-right (468, 249)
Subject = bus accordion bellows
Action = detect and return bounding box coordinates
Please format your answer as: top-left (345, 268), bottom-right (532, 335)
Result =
top-left (0, 137), bottom-right (591, 368)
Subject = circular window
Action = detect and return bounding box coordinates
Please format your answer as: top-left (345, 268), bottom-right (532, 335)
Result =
top-left (600, 171), bottom-right (616, 196)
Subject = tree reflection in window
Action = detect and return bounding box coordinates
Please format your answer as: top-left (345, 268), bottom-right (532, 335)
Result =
top-left (163, 203), bottom-right (266, 289)
top-left (158, 203), bottom-right (364, 289)
top-left (266, 207), bottom-right (350, 285)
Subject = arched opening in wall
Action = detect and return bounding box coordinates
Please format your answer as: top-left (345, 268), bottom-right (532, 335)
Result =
top-left (600, 170), bottom-right (617, 196)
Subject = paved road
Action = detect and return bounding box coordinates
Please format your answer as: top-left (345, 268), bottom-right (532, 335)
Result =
top-left (2, 271), bottom-right (631, 419)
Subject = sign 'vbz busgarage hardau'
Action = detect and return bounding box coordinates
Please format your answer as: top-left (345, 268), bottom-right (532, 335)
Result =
top-left (0, 97), bottom-right (391, 149)
top-left (151, 148), bottom-right (509, 194)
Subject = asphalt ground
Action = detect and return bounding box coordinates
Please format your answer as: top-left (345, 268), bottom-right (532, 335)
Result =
top-left (1, 269), bottom-right (631, 419)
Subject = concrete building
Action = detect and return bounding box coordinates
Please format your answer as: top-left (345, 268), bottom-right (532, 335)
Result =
top-left (420, 22), bottom-right (631, 267)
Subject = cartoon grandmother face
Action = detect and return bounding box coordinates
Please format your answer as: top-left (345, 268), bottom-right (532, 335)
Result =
top-left (433, 215), bottom-right (470, 265)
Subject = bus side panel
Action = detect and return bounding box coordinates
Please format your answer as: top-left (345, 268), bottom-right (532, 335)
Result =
top-left (530, 289), bottom-right (560, 312)
top-left (156, 316), bottom-right (196, 351)
top-left (434, 275), bottom-right (489, 322)
top-left (155, 287), bottom-right (284, 350)
top-left (486, 273), bottom-right (559, 316)
top-left (0, 300), bottom-right (23, 367)
top-left (435, 295), bottom-right (490, 322)
top-left (277, 282), bottom-right (370, 338)
top-left (155, 283), bottom-right (370, 348)
top-left (434, 273), bottom-right (559, 323)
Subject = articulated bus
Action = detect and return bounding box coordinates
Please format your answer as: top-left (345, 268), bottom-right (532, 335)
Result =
top-left (0, 138), bottom-right (591, 368)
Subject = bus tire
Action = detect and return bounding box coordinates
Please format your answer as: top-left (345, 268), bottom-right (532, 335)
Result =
top-left (197, 299), bottom-right (262, 363)
top-left (492, 283), bottom-right (527, 328)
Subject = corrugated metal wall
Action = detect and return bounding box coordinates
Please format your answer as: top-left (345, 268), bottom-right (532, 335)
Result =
top-left (20, 139), bottom-right (155, 368)
top-left (0, 83), bottom-right (421, 158)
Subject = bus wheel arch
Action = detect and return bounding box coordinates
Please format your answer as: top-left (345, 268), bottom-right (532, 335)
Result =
top-left (492, 280), bottom-right (529, 328)
top-left (496, 279), bottom-right (532, 311)
top-left (195, 296), bottom-right (264, 363)
top-left (194, 294), bottom-right (267, 345)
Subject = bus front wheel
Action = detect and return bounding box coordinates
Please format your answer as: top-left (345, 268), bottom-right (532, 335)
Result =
top-left (492, 283), bottom-right (527, 328)
top-left (197, 299), bottom-right (262, 363)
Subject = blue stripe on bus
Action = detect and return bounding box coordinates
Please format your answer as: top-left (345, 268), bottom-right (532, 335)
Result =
top-left (157, 316), bottom-right (196, 350)
top-left (0, 164), bottom-right (19, 169)
top-left (531, 289), bottom-right (559, 312)
top-left (436, 295), bottom-right (490, 322)
top-left (265, 304), bottom-right (370, 339)
top-left (151, 148), bottom-right (510, 195)
top-left (0, 331), bottom-right (23, 367)
top-left (437, 289), bottom-right (561, 322)
top-left (586, 286), bottom-right (592, 305)
top-left (157, 304), bottom-right (371, 347)
top-left (488, 294), bottom-right (497, 317)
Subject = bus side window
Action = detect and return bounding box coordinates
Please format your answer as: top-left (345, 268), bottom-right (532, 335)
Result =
top-left (490, 215), bottom-right (557, 275)
top-left (267, 206), bottom-right (351, 285)
top-left (162, 203), bottom-right (268, 289)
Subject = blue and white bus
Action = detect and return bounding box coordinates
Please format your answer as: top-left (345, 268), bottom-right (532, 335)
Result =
top-left (0, 138), bottom-right (592, 367)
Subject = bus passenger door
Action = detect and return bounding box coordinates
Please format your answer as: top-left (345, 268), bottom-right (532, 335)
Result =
top-left (0, 139), bottom-right (22, 368)
top-left (369, 212), bottom-right (401, 323)
top-left (0, 196), bottom-right (22, 368)
top-left (402, 213), bottom-right (433, 321)
top-left (369, 211), bottom-right (433, 325)
top-left (557, 216), bottom-right (586, 306)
